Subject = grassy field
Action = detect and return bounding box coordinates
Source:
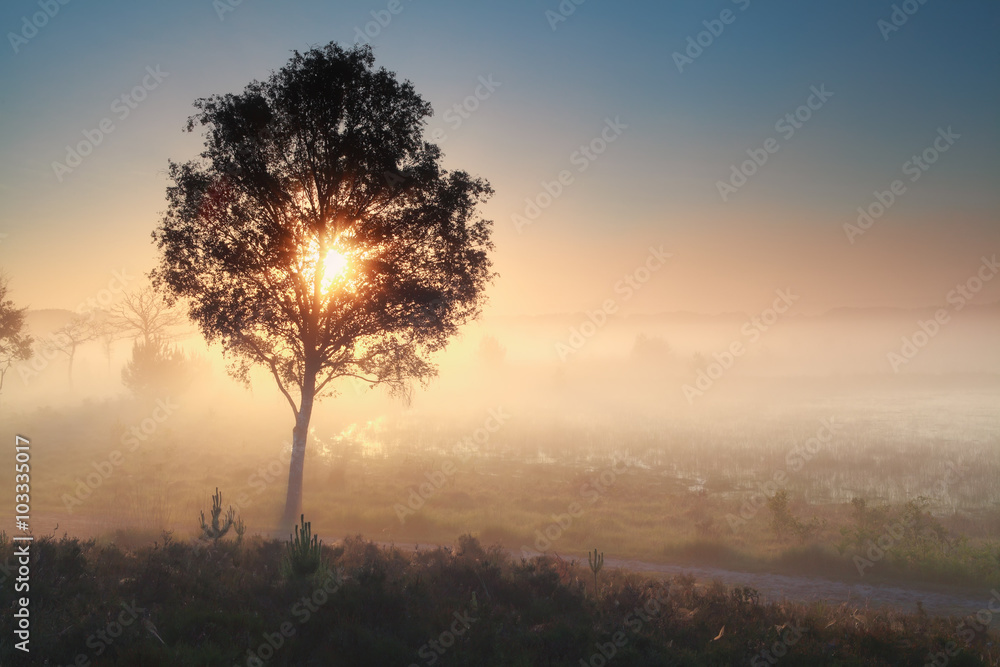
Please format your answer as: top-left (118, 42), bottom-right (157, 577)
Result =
top-left (6, 376), bottom-right (999, 594)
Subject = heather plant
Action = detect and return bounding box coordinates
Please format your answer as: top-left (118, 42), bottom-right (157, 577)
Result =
top-left (0, 533), bottom-right (996, 665)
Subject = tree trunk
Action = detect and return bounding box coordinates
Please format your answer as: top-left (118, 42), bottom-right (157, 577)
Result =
top-left (280, 372), bottom-right (317, 529)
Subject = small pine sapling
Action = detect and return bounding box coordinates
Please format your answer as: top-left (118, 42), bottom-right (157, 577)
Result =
top-left (199, 487), bottom-right (236, 542)
top-left (588, 547), bottom-right (604, 595)
top-left (282, 514), bottom-right (326, 579)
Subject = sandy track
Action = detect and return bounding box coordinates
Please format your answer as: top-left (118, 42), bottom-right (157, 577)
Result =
top-left (383, 542), bottom-right (993, 618)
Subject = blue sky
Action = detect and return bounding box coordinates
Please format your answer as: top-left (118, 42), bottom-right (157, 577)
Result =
top-left (1, 0), bottom-right (997, 315)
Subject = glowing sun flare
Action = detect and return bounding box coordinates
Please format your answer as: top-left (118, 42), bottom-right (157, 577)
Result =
top-left (323, 249), bottom-right (349, 279)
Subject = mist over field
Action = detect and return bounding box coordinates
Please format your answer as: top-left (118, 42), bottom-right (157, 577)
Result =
top-left (8, 301), bottom-right (1000, 547)
top-left (2, 0), bottom-right (999, 664)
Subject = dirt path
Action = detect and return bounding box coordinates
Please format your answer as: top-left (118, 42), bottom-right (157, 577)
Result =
top-left (593, 554), bottom-right (990, 618)
top-left (384, 542), bottom-right (992, 618)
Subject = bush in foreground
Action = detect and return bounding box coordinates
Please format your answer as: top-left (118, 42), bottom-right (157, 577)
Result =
top-left (0, 532), bottom-right (995, 665)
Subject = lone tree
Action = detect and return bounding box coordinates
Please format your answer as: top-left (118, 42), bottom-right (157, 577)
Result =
top-left (153, 43), bottom-right (494, 526)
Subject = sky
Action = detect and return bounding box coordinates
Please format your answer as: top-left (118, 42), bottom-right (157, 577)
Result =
top-left (1, 0), bottom-right (998, 318)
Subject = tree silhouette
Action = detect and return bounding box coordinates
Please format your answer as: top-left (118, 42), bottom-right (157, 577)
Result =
top-left (152, 43), bottom-right (494, 526)
top-left (51, 313), bottom-right (97, 386)
top-left (0, 276), bottom-right (33, 407)
top-left (109, 286), bottom-right (186, 346)
top-left (89, 309), bottom-right (128, 374)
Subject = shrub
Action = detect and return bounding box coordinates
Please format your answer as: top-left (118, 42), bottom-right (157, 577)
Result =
top-left (121, 337), bottom-right (204, 397)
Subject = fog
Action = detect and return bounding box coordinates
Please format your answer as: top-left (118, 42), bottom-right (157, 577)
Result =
top-left (8, 299), bottom-right (999, 548)
top-left (18, 299), bottom-right (1000, 411)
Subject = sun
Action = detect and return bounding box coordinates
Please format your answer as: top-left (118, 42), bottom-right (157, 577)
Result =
top-left (323, 249), bottom-right (349, 279)
top-left (301, 238), bottom-right (353, 294)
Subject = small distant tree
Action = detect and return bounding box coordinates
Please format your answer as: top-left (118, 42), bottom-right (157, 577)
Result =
top-left (90, 309), bottom-right (129, 373)
top-left (110, 286), bottom-right (186, 346)
top-left (630, 334), bottom-right (673, 366)
top-left (839, 497), bottom-right (883, 554)
top-left (767, 490), bottom-right (797, 539)
top-left (0, 276), bottom-right (33, 407)
top-left (51, 313), bottom-right (98, 385)
top-left (767, 490), bottom-right (821, 541)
